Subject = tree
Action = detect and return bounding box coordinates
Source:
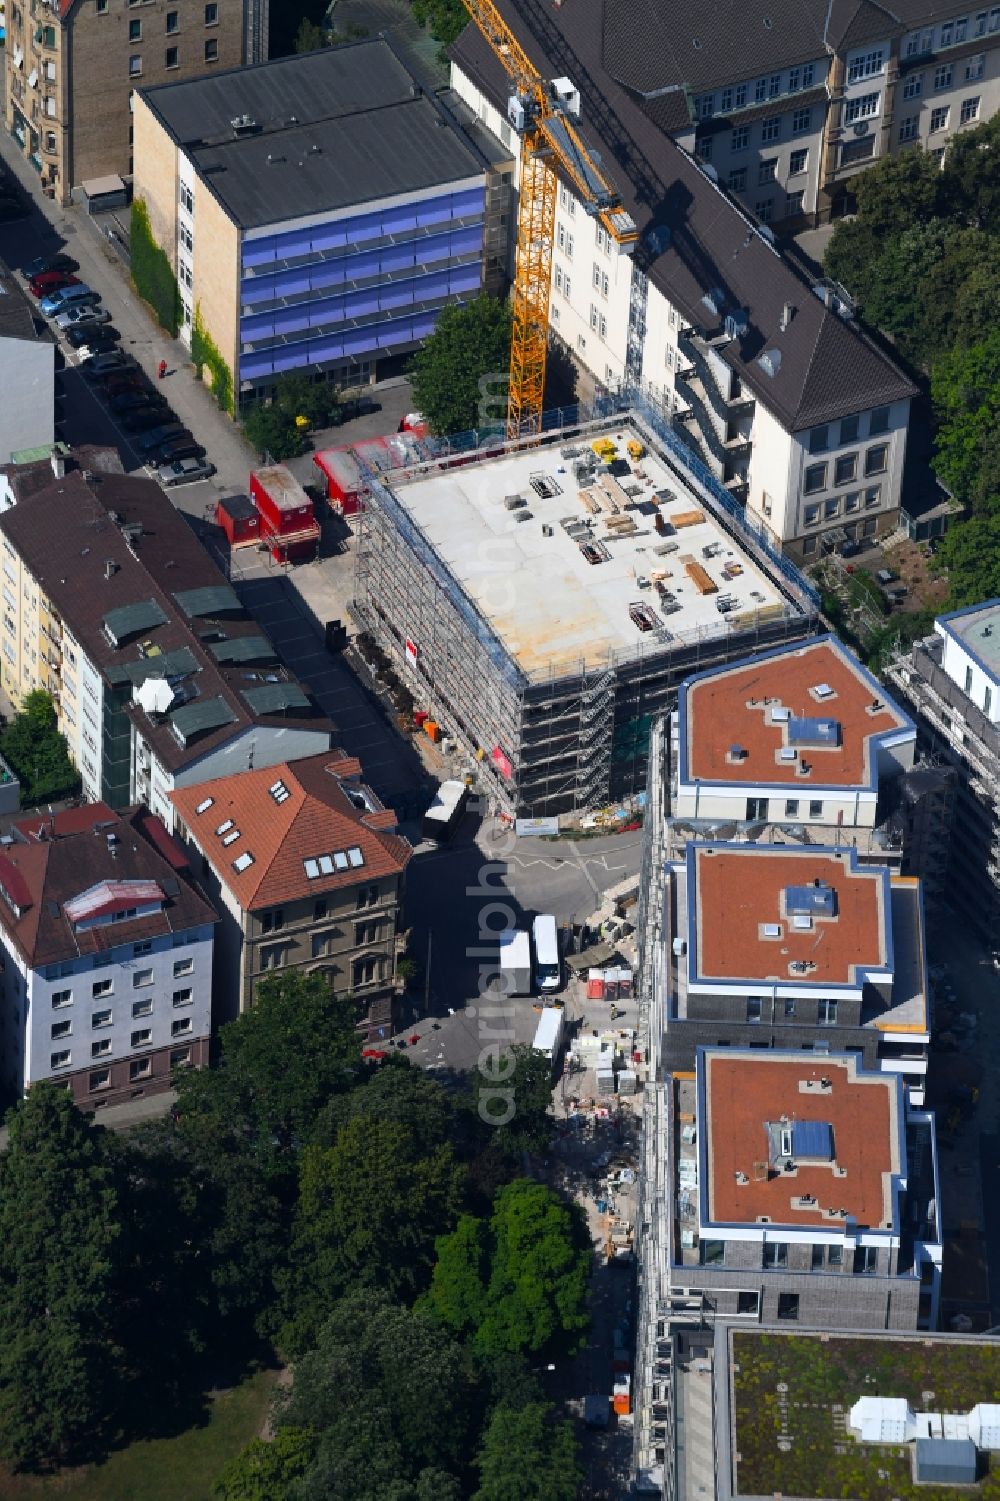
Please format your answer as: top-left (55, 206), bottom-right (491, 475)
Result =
top-left (410, 0), bottom-right (468, 47)
top-left (931, 330), bottom-right (1000, 509)
top-left (312, 1058), bottom-right (455, 1155)
top-left (283, 1117), bottom-right (465, 1353)
top-left (473, 1402), bottom-right (580, 1501)
top-left (273, 370), bottom-right (341, 431)
top-left (175, 970), bottom-right (362, 1152)
top-left (411, 296), bottom-right (512, 437)
top-left (470, 1043), bottom-right (555, 1163)
top-left (932, 505), bottom-right (1000, 607)
top-left (215, 1429), bottom-right (317, 1500)
top-left (424, 1179), bottom-right (590, 1360)
top-left (0, 689), bottom-right (80, 805)
top-left (0, 1085), bottom-right (123, 1469)
top-left (294, 16), bottom-right (327, 50)
top-left (276, 1290), bottom-right (471, 1499)
top-left (242, 402), bottom-right (304, 462)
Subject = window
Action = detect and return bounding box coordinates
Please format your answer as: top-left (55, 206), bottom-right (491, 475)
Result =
top-left (785, 799), bottom-right (799, 817)
top-left (763, 1242), bottom-right (788, 1267)
top-left (590, 303), bottom-right (599, 330)
top-left (761, 116), bottom-right (782, 142)
top-left (96, 0), bottom-right (108, 11)
top-left (565, 233), bottom-right (574, 258)
top-left (791, 106), bottom-right (812, 134)
top-left (557, 223), bottom-right (566, 251)
top-left (845, 92), bottom-right (879, 123)
top-left (737, 1292), bottom-right (760, 1315)
top-left (131, 1028), bottom-right (152, 1048)
top-left (733, 82), bottom-right (747, 108)
top-left (965, 53), bottom-right (985, 79)
top-left (132, 999), bottom-right (153, 1018)
top-left (788, 67), bottom-right (801, 92)
top-left (92, 1008), bottom-right (113, 1029)
top-left (811, 1243), bottom-right (826, 1269)
top-left (356, 884), bottom-right (379, 910)
top-left (818, 998), bottom-right (839, 1024)
top-left (563, 274), bottom-right (571, 299)
top-left (45, 131), bottom-right (57, 152)
top-left (92, 979), bottom-right (113, 999)
top-left (554, 265), bottom-right (563, 292)
top-left (260, 908), bottom-right (284, 934)
top-left (697, 93), bottom-right (714, 119)
top-left (133, 941), bottom-right (152, 958)
top-left (755, 198), bottom-right (774, 222)
top-left (804, 463), bottom-right (826, 494)
top-left (727, 167), bottom-right (747, 191)
top-left (52, 988), bottom-right (72, 1008)
top-left (132, 968), bottom-right (153, 989)
top-left (165, 46), bottom-right (178, 67)
top-left (755, 77), bottom-right (768, 102)
top-left (92, 1042), bottom-right (112, 1060)
top-left (130, 1058), bottom-right (152, 1081)
top-left (89, 1069), bottom-right (111, 1093)
top-left (166, 8), bottom-right (178, 29)
top-left (835, 454), bottom-right (858, 485)
top-left (786, 190), bottom-right (805, 215)
top-left (784, 998), bottom-right (797, 1018)
top-left (128, 55), bottom-right (142, 77)
top-left (986, 686), bottom-right (993, 716)
top-left (51, 1019), bottom-right (71, 1040)
top-left (853, 1245), bottom-right (878, 1274)
top-left (847, 47), bottom-right (884, 81)
top-left (809, 425), bottom-right (829, 453)
top-left (789, 148), bottom-right (808, 174)
top-left (866, 444), bottom-right (888, 475)
top-left (311, 932), bottom-right (331, 959)
top-left (933, 64), bottom-right (953, 89)
top-left (802, 63), bottom-right (815, 86)
top-left (777, 1293), bottom-right (800, 1321)
top-left (961, 95), bottom-right (981, 123)
top-left (128, 17), bottom-right (141, 38)
top-left (869, 406), bottom-right (889, 435)
top-left (592, 261), bottom-right (601, 289)
top-left (902, 74), bottom-right (923, 99)
top-left (956, 16), bottom-right (969, 40)
top-left (51, 1049), bottom-right (71, 1069)
top-left (824, 498), bottom-right (840, 519)
top-left (845, 492), bottom-right (861, 512)
top-left (992, 3), bottom-right (1000, 28)
top-left (898, 115), bottom-right (918, 142)
top-left (768, 72), bottom-right (782, 98)
top-left (746, 797), bottom-right (768, 820)
top-left (840, 135), bottom-right (876, 165)
top-left (205, 0), bottom-right (218, 18)
top-left (172, 988), bottom-right (193, 1007)
top-left (809, 799), bottom-right (823, 818)
top-left (839, 415), bottom-right (859, 444)
top-left (259, 945), bottom-right (284, 972)
top-left (965, 664), bottom-right (975, 693)
top-left (804, 503), bottom-right (820, 526)
top-left (204, 37), bottom-right (218, 60)
top-left (172, 1017), bottom-right (193, 1037)
top-left (865, 485), bottom-right (881, 508)
top-left (720, 87), bottom-right (733, 111)
top-left (700, 1240), bottom-right (726, 1265)
top-left (941, 19), bottom-right (954, 43)
top-left (758, 158), bottom-right (777, 184)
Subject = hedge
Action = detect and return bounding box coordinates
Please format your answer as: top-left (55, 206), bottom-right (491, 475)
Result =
top-left (130, 199), bottom-right (180, 336)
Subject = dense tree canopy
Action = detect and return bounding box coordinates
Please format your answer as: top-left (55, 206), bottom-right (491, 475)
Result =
top-left (0, 690), bottom-right (80, 806)
top-left (411, 296), bottom-right (512, 436)
top-left (473, 1402), bottom-right (581, 1501)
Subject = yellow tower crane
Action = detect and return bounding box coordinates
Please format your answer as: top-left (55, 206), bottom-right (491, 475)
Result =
top-left (459, 0), bottom-right (638, 436)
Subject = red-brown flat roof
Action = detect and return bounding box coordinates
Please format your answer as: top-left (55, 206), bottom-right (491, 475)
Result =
top-left (703, 1054), bottom-right (898, 1229)
top-left (692, 846), bottom-right (887, 986)
top-left (684, 638), bottom-right (909, 787)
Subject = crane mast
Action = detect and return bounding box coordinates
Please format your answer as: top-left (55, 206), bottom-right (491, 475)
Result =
top-left (459, 0), bottom-right (637, 435)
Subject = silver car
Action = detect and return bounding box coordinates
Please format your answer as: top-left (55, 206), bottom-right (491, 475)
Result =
top-left (158, 456), bottom-right (216, 487)
top-left (55, 304), bottom-right (112, 330)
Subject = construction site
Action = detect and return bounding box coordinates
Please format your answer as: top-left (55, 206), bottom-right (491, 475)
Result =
top-left (353, 397), bottom-right (819, 817)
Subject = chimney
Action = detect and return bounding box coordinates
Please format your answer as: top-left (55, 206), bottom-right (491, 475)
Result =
top-left (780, 301), bottom-right (796, 332)
top-left (104, 559), bottom-right (118, 580)
top-left (50, 451), bottom-right (65, 480)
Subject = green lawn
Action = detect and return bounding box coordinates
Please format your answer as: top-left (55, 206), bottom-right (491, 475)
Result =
top-left (732, 1332), bottom-right (1000, 1500)
top-left (0, 1367), bottom-right (279, 1501)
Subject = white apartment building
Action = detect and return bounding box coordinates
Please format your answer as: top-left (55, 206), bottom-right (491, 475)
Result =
top-left (450, 25), bottom-right (916, 560)
top-left (894, 9), bottom-right (1000, 159)
top-left (0, 804), bottom-right (217, 1109)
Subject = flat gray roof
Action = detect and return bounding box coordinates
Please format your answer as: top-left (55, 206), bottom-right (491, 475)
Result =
top-left (141, 39), bottom-right (485, 229)
top-left (941, 601), bottom-right (1000, 680)
top-left (389, 420), bottom-right (787, 676)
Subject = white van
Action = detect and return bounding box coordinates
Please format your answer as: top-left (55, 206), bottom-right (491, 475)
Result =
top-left (532, 913), bottom-right (561, 993)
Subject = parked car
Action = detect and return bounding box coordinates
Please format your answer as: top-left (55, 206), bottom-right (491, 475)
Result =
top-left (66, 325), bottom-right (119, 352)
top-left (122, 406), bottom-right (174, 433)
top-left (82, 351), bottom-right (137, 380)
top-left (134, 423), bottom-right (187, 455)
top-left (40, 284), bottom-right (99, 316)
top-left (109, 389), bottom-right (166, 414)
top-left (55, 304), bottom-right (112, 331)
top-left (102, 372), bottom-right (148, 397)
top-left (29, 271), bottom-right (79, 298)
top-left (158, 456), bottom-right (215, 486)
top-left (150, 438), bottom-right (206, 465)
top-left (23, 253), bottom-right (78, 281)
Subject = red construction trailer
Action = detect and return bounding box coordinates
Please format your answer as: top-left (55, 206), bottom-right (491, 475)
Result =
top-left (249, 463), bottom-right (320, 563)
top-left (216, 493), bottom-right (261, 550)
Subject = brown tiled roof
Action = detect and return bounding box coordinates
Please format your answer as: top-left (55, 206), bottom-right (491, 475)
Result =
top-left (0, 804), bottom-right (217, 969)
top-left (0, 468), bottom-right (330, 773)
top-left (450, 11), bottom-right (916, 430)
top-left (704, 1052), bottom-right (898, 1229)
top-left (171, 750), bottom-right (411, 910)
top-left (692, 845), bottom-right (887, 985)
top-left (683, 636), bottom-right (910, 788)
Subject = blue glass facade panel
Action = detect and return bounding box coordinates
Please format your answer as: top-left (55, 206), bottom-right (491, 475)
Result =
top-left (237, 184), bottom-right (485, 386)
